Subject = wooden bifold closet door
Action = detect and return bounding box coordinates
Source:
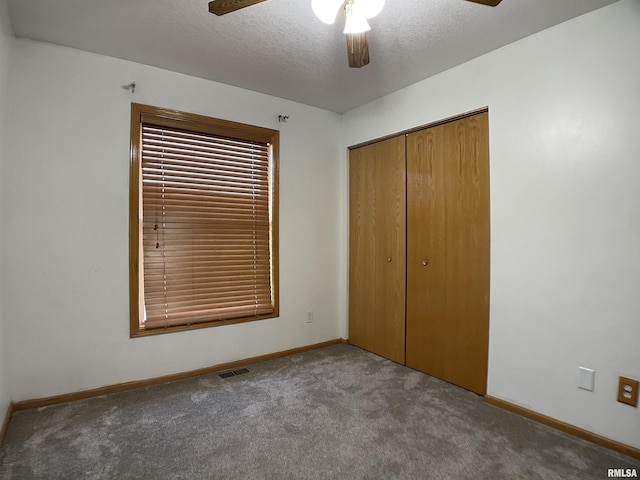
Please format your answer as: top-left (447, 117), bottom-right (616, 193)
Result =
top-left (348, 111), bottom-right (490, 395)
top-left (405, 112), bottom-right (490, 395)
top-left (349, 136), bottom-right (406, 365)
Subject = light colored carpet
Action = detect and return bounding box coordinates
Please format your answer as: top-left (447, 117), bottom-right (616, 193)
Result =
top-left (0, 344), bottom-right (638, 479)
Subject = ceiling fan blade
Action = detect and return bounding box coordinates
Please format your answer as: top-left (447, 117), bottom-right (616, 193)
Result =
top-left (346, 33), bottom-right (370, 68)
top-left (208, 0), bottom-right (268, 16)
top-left (464, 0), bottom-right (503, 6)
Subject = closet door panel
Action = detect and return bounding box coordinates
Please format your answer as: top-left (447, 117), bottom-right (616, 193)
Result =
top-left (349, 136), bottom-right (406, 364)
top-left (406, 112), bottom-right (490, 394)
top-left (406, 127), bottom-right (448, 376)
top-left (349, 146), bottom-right (376, 353)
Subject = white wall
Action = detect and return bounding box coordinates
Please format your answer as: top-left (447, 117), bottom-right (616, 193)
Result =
top-left (0, 0), bottom-right (14, 419)
top-left (340, 0), bottom-right (640, 449)
top-left (4, 39), bottom-right (342, 401)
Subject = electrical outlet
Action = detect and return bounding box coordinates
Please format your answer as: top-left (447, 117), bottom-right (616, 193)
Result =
top-left (305, 310), bottom-right (313, 323)
top-left (617, 376), bottom-right (638, 407)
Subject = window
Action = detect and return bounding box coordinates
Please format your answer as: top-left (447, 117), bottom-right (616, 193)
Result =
top-left (129, 103), bottom-right (279, 337)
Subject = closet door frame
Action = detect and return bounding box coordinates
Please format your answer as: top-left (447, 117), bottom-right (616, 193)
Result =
top-left (348, 108), bottom-right (489, 151)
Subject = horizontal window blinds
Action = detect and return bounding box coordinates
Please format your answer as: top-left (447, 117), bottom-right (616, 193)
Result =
top-left (141, 124), bottom-right (274, 329)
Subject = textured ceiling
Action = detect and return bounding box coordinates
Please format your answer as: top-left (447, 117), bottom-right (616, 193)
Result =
top-left (7, 0), bottom-right (619, 113)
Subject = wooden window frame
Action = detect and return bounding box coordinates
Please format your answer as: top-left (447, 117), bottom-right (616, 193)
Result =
top-left (129, 103), bottom-right (279, 337)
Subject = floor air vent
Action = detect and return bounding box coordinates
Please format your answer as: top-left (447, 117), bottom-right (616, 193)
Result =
top-left (218, 368), bottom-right (250, 379)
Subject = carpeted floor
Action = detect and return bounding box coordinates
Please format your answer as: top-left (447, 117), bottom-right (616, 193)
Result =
top-left (0, 344), bottom-right (638, 479)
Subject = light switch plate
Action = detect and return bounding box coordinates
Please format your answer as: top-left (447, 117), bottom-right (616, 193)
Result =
top-left (578, 366), bottom-right (595, 391)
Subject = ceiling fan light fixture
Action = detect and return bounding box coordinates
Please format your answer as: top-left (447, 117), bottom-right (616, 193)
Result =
top-left (343, 0), bottom-right (371, 34)
top-left (311, 0), bottom-right (344, 24)
top-left (361, 0), bottom-right (385, 19)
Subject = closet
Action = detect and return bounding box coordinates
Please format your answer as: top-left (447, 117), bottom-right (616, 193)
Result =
top-left (348, 110), bottom-right (490, 395)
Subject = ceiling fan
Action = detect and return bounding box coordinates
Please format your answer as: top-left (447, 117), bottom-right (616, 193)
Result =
top-left (208, 0), bottom-right (503, 68)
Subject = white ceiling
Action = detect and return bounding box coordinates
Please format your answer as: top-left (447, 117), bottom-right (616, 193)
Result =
top-left (7, 0), bottom-right (619, 113)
